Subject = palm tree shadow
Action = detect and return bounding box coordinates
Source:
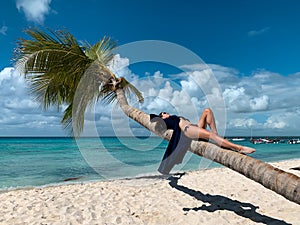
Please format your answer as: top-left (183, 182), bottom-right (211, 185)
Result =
top-left (168, 173), bottom-right (291, 225)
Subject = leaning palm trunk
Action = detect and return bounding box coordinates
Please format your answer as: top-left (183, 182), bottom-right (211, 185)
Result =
top-left (116, 89), bottom-right (300, 205)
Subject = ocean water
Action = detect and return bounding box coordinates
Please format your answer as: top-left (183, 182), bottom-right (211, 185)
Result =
top-left (0, 137), bottom-right (300, 191)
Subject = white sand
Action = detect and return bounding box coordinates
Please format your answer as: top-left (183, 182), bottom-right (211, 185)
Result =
top-left (0, 160), bottom-right (299, 225)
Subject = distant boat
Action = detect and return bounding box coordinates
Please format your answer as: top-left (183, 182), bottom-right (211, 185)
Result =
top-left (250, 138), bottom-right (265, 144)
top-left (250, 138), bottom-right (285, 144)
top-left (249, 128), bottom-right (263, 144)
top-left (261, 138), bottom-right (275, 144)
top-left (287, 139), bottom-right (300, 144)
top-left (231, 138), bottom-right (246, 141)
top-left (272, 138), bottom-right (285, 144)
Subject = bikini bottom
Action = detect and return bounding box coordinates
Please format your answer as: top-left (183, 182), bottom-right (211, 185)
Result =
top-left (184, 124), bottom-right (198, 132)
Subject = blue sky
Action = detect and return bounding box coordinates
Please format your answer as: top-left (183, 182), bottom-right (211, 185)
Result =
top-left (1, 0), bottom-right (300, 137)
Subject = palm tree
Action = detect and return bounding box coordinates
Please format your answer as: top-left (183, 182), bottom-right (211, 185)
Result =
top-left (14, 28), bottom-right (300, 204)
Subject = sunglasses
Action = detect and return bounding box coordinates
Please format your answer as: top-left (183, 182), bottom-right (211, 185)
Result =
top-left (159, 112), bottom-right (168, 117)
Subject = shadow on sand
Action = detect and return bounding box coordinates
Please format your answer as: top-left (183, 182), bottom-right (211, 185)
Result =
top-left (168, 173), bottom-right (291, 225)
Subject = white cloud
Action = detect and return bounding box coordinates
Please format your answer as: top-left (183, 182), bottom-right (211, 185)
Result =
top-left (0, 67), bottom-right (65, 136)
top-left (264, 109), bottom-right (300, 130)
top-left (228, 118), bottom-right (259, 129)
top-left (158, 81), bottom-right (173, 101)
top-left (249, 95), bottom-right (269, 111)
top-left (223, 87), bottom-right (246, 110)
top-left (16, 0), bottom-right (52, 24)
top-left (212, 65), bottom-right (300, 135)
top-left (265, 119), bottom-right (287, 129)
top-left (223, 86), bottom-right (269, 112)
top-left (107, 54), bottom-right (131, 78)
top-left (0, 25), bottom-right (7, 35)
top-left (248, 27), bottom-right (270, 37)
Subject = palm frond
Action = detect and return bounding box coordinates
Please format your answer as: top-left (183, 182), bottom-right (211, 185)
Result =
top-left (83, 37), bottom-right (117, 69)
top-left (61, 103), bottom-right (74, 134)
top-left (13, 28), bottom-right (117, 135)
top-left (14, 28), bottom-right (93, 110)
top-left (97, 83), bottom-right (117, 104)
top-left (71, 68), bottom-right (100, 136)
top-left (14, 27), bottom-right (144, 136)
top-left (15, 28), bottom-right (90, 75)
top-left (120, 78), bottom-right (144, 103)
top-left (97, 77), bottom-right (144, 105)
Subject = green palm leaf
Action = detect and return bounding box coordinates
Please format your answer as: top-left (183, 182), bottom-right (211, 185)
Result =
top-left (121, 78), bottom-right (144, 104)
top-left (14, 28), bottom-right (93, 107)
top-left (84, 37), bottom-right (117, 65)
top-left (14, 27), bottom-right (143, 136)
top-left (98, 77), bottom-right (144, 104)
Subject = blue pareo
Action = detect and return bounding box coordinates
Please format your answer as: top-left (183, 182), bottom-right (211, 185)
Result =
top-left (150, 114), bottom-right (192, 174)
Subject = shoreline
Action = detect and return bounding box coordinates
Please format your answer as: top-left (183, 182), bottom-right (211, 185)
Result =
top-left (1, 159), bottom-right (299, 224)
top-left (1, 157), bottom-right (300, 193)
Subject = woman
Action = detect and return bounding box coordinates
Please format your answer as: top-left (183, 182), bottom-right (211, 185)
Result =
top-left (159, 108), bottom-right (256, 154)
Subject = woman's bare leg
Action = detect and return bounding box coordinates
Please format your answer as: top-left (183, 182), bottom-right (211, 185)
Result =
top-left (184, 125), bottom-right (255, 154)
top-left (209, 133), bottom-right (255, 153)
top-left (197, 108), bottom-right (218, 134)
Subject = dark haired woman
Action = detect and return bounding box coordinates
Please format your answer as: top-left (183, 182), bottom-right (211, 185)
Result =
top-left (159, 108), bottom-right (255, 154)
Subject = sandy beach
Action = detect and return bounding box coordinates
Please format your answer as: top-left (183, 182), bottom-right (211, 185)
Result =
top-left (0, 160), bottom-right (299, 225)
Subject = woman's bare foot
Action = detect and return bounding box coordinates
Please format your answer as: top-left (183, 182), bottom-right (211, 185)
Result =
top-left (239, 146), bottom-right (256, 154)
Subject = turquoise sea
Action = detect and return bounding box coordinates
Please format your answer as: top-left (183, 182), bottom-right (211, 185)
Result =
top-left (1, 137), bottom-right (300, 191)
